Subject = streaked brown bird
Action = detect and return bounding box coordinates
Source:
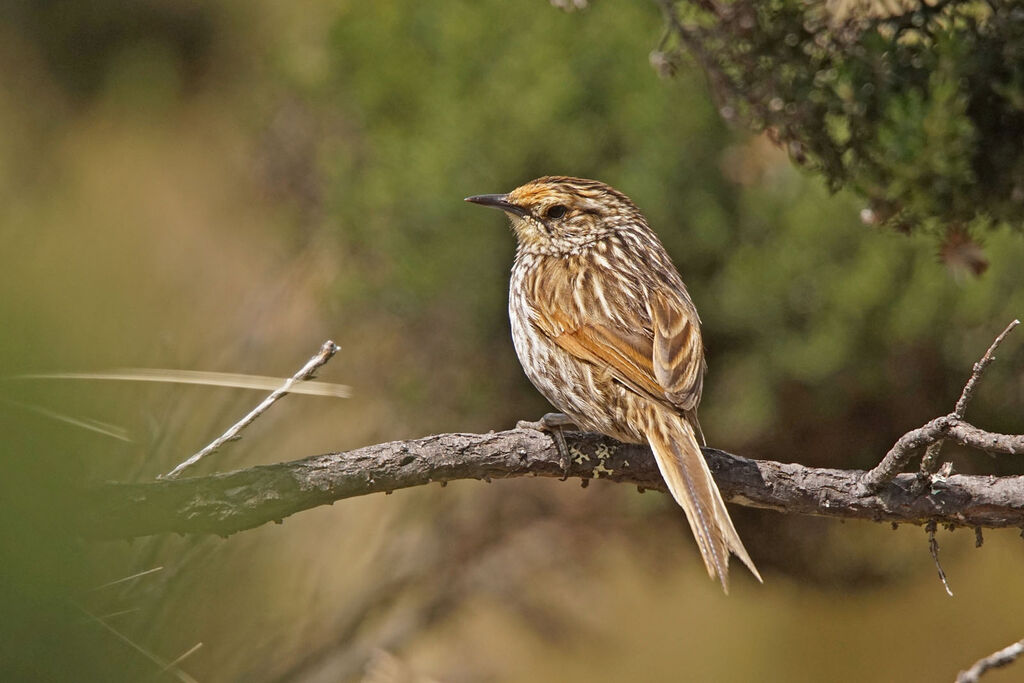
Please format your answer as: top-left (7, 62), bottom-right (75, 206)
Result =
top-left (466, 176), bottom-right (761, 591)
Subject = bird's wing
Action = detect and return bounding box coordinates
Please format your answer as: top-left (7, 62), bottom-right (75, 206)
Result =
top-left (648, 288), bottom-right (704, 411)
top-left (532, 286), bottom-right (703, 413)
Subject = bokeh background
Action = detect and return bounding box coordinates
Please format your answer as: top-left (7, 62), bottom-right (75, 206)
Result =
top-left (3, 1), bottom-right (1024, 681)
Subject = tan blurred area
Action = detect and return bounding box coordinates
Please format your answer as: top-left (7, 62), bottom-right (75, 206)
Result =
top-left (2, 2), bottom-right (1024, 682)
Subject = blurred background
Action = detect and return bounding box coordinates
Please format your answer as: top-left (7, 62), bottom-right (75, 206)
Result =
top-left (2, 0), bottom-right (1024, 681)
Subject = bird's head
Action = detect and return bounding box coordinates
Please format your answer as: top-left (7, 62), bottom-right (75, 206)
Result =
top-left (465, 176), bottom-right (645, 256)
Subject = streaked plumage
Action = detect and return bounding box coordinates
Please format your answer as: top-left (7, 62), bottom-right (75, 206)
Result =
top-left (466, 176), bottom-right (760, 591)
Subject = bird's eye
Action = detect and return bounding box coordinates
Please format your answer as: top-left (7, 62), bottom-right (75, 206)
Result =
top-left (545, 205), bottom-right (567, 219)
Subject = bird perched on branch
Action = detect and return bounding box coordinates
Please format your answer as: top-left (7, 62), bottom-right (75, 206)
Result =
top-left (466, 176), bottom-right (761, 591)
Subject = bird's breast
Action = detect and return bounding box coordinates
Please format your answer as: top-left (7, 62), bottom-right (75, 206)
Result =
top-left (508, 255), bottom-right (647, 443)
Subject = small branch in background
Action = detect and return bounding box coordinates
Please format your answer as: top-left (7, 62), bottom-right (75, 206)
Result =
top-left (162, 341), bottom-right (340, 479)
top-left (957, 639), bottom-right (1024, 683)
top-left (921, 319), bottom-right (1020, 475)
top-left (862, 321), bottom-right (1021, 491)
top-left (925, 520), bottom-right (953, 597)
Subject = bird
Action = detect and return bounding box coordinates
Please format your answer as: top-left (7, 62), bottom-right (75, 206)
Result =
top-left (465, 176), bottom-right (761, 591)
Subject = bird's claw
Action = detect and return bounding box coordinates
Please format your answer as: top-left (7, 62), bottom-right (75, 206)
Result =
top-left (517, 413), bottom-right (578, 481)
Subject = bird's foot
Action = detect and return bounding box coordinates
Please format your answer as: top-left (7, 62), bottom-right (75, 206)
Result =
top-left (517, 412), bottom-right (579, 481)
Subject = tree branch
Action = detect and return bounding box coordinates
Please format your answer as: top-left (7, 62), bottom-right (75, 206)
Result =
top-left (80, 427), bottom-right (1024, 540)
top-left (957, 639), bottom-right (1024, 683)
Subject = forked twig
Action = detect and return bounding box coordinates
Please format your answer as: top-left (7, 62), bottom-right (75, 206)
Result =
top-left (921, 320), bottom-right (1020, 474)
top-left (162, 341), bottom-right (340, 479)
top-left (856, 322), bottom-right (1022, 594)
top-left (862, 320), bottom-right (1021, 491)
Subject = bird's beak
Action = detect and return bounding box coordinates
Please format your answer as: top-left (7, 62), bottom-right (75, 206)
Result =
top-left (464, 193), bottom-right (529, 218)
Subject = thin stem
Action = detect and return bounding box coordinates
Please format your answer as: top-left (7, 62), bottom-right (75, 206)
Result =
top-left (162, 341), bottom-right (340, 479)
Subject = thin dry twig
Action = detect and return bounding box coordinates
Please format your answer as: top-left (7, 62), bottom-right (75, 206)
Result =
top-left (862, 321), bottom-right (1022, 491)
top-left (921, 320), bottom-right (1020, 475)
top-left (162, 341), bottom-right (340, 479)
top-left (925, 520), bottom-right (953, 597)
top-left (957, 638), bottom-right (1024, 683)
top-left (954, 320), bottom-right (1020, 420)
top-left (860, 415), bottom-right (1024, 492)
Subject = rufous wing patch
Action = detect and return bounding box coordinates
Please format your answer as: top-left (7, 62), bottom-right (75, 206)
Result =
top-left (532, 302), bottom-right (665, 405)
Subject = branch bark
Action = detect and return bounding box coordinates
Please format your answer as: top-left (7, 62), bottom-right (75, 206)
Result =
top-left (957, 639), bottom-right (1024, 683)
top-left (80, 428), bottom-right (1024, 540)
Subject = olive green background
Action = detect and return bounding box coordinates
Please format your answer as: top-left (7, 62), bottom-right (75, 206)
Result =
top-left (2, 1), bottom-right (1023, 681)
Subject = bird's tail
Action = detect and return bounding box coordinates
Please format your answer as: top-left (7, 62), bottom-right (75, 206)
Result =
top-left (643, 407), bottom-right (762, 592)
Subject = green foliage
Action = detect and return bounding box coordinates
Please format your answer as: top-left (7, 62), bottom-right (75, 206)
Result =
top-left (661, 0), bottom-right (1024, 234)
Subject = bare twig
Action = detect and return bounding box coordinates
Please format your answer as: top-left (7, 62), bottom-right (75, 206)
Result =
top-left (921, 320), bottom-right (1020, 475)
top-left (957, 638), bottom-right (1024, 683)
top-left (162, 341), bottom-right (340, 479)
top-left (863, 322), bottom-right (1022, 491)
top-left (926, 520), bottom-right (953, 597)
top-left (862, 322), bottom-right (1021, 595)
top-left (862, 415), bottom-right (955, 491)
top-left (860, 415), bottom-right (1024, 492)
top-left (955, 320), bottom-right (1020, 418)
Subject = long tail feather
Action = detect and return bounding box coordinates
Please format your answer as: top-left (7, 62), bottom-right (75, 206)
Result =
top-left (644, 409), bottom-right (762, 592)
